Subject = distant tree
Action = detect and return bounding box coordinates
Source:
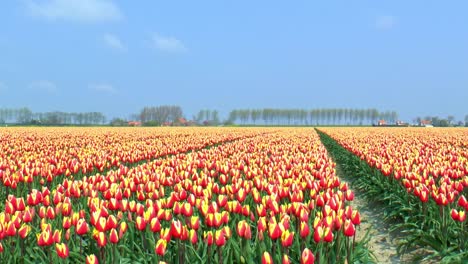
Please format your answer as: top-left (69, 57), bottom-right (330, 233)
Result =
top-left (251, 109), bottom-right (260, 124)
top-left (447, 115), bottom-right (455, 126)
top-left (139, 105), bottom-right (183, 125)
top-left (110, 118), bottom-right (127, 126)
top-left (228, 110), bottom-right (238, 124)
top-left (212, 110), bottom-right (220, 125)
top-left (465, 114), bottom-right (468, 127)
top-left (17, 107), bottom-right (33, 124)
top-left (239, 110), bottom-right (249, 124)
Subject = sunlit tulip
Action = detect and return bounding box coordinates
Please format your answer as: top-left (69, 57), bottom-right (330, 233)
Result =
top-left (96, 231), bottom-right (106, 247)
top-left (53, 229), bottom-right (62, 243)
top-left (18, 224), bottom-right (31, 239)
top-left (86, 254), bottom-right (99, 264)
top-left (343, 219), bottom-right (355, 236)
top-left (281, 230), bottom-right (294, 247)
top-left (268, 221), bottom-right (281, 240)
top-left (106, 215), bottom-right (118, 230)
top-left (261, 251), bottom-right (273, 264)
top-left (76, 219), bottom-right (89, 235)
top-left (189, 216), bottom-right (200, 230)
top-left (300, 221), bottom-right (310, 238)
top-left (170, 219), bottom-right (183, 239)
top-left (135, 216), bottom-right (146, 231)
top-left (22, 208), bottom-right (34, 223)
top-left (351, 210), bottom-right (361, 225)
top-left (215, 229), bottom-right (226, 247)
top-left (155, 239), bottom-right (167, 256)
top-left (109, 228), bottom-right (119, 244)
top-left (150, 218), bottom-right (161, 233)
top-left (204, 231), bottom-right (214, 246)
top-left (119, 221), bottom-right (128, 238)
top-left (301, 248), bottom-right (315, 264)
top-left (189, 229), bottom-right (198, 244)
top-left (37, 228), bottom-right (53, 246)
top-left (458, 195), bottom-right (467, 209)
top-left (55, 243), bottom-right (69, 258)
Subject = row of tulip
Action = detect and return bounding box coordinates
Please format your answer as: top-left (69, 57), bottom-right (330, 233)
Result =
top-left (0, 128), bottom-right (364, 263)
top-left (319, 128), bottom-right (468, 261)
top-left (0, 127), bottom-right (266, 202)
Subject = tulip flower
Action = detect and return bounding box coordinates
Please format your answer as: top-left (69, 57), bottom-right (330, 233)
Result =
top-left (300, 221), bottom-right (310, 238)
top-left (53, 229), bottom-right (62, 243)
top-left (189, 216), bottom-right (200, 230)
top-left (189, 229), bottom-right (198, 244)
top-left (18, 224), bottom-right (31, 239)
top-left (119, 221), bottom-right (128, 238)
top-left (261, 251), bottom-right (273, 264)
top-left (106, 215), bottom-right (118, 230)
top-left (109, 228), bottom-right (119, 244)
top-left (86, 254), bottom-right (99, 264)
top-left (268, 221), bottom-right (281, 240)
top-left (215, 229), bottom-right (226, 247)
top-left (37, 229), bottom-right (54, 246)
top-left (55, 243), bottom-right (69, 258)
top-left (343, 219), bottom-right (355, 236)
top-left (351, 210), bottom-right (361, 225)
top-left (170, 219), bottom-right (183, 239)
top-left (96, 231), bottom-right (106, 247)
top-left (458, 195), bottom-right (468, 209)
top-left (155, 239), bottom-right (167, 256)
top-left (451, 209), bottom-right (466, 222)
top-left (301, 248), bottom-right (315, 264)
top-left (76, 219), bottom-right (89, 235)
top-left (281, 230), bottom-right (294, 247)
top-left (135, 216), bottom-right (146, 231)
top-left (204, 231), bottom-right (214, 246)
top-left (5, 222), bottom-right (17, 237)
top-left (22, 208), bottom-right (34, 223)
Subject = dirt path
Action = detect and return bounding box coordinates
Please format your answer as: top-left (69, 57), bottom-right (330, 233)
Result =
top-left (352, 195), bottom-right (401, 263)
top-left (334, 163), bottom-right (401, 263)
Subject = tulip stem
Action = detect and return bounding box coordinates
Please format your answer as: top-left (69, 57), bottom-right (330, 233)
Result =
top-left (207, 245), bottom-right (211, 264)
top-left (49, 246), bottom-right (52, 264)
top-left (218, 246), bottom-right (222, 264)
top-left (335, 232), bottom-right (341, 263)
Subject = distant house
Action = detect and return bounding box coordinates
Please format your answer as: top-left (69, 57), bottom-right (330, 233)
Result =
top-left (378, 120), bottom-right (386, 126)
top-left (396, 120), bottom-right (409, 126)
top-left (419, 120), bottom-right (433, 127)
top-left (128, 121), bottom-right (142, 126)
top-left (177, 118), bottom-right (188, 126)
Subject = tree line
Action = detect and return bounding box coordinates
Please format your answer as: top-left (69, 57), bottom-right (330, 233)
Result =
top-left (139, 105), bottom-right (183, 126)
top-left (0, 108), bottom-right (106, 125)
top-left (227, 108), bottom-right (398, 125)
top-left (2, 106), bottom-right (467, 127)
top-left (194, 109), bottom-right (220, 125)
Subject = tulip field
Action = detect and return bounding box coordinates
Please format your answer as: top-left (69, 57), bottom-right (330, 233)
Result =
top-left (1, 127), bottom-right (466, 263)
top-left (0, 127), bottom-right (366, 264)
top-left (319, 127), bottom-right (468, 262)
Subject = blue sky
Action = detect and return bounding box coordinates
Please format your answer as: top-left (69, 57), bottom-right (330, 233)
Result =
top-left (1, 0), bottom-right (467, 121)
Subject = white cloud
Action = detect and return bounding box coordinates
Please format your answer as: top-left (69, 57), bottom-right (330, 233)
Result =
top-left (25, 0), bottom-right (122, 23)
top-left (103, 33), bottom-right (126, 51)
top-left (375, 15), bottom-right (397, 30)
top-left (29, 80), bottom-right (57, 93)
top-left (90, 83), bottom-right (118, 94)
top-left (152, 33), bottom-right (187, 53)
